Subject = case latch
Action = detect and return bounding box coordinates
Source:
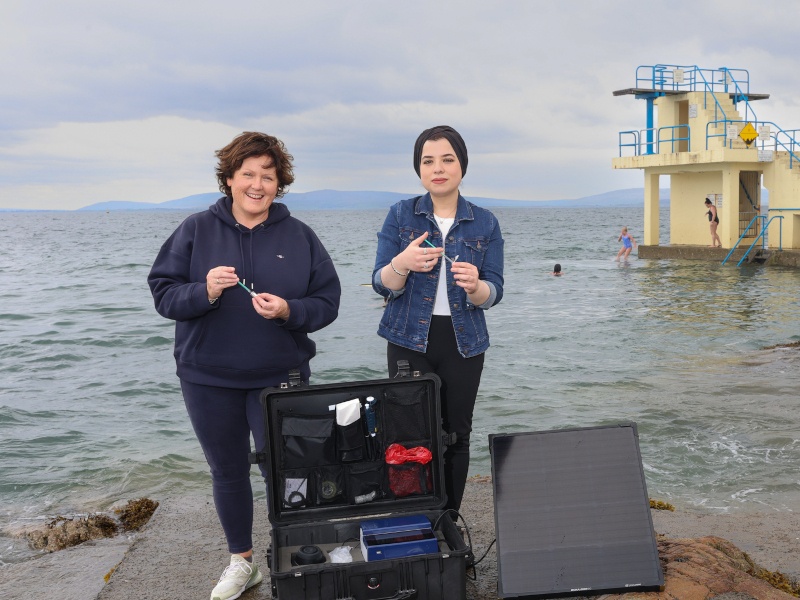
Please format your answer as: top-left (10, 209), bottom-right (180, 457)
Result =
top-left (394, 360), bottom-right (420, 378)
top-left (247, 451), bottom-right (268, 465)
top-left (280, 370), bottom-right (304, 389)
top-left (442, 431), bottom-right (457, 446)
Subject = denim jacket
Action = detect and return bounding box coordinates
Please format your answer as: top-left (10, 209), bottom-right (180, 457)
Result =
top-left (372, 193), bottom-right (504, 358)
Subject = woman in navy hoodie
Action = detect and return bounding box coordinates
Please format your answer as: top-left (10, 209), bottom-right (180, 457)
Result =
top-left (148, 132), bottom-right (340, 600)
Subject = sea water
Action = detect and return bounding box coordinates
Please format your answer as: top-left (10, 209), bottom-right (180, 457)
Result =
top-left (1, 206), bottom-right (799, 564)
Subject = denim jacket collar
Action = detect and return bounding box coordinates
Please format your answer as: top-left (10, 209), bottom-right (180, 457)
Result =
top-left (414, 193), bottom-right (474, 225)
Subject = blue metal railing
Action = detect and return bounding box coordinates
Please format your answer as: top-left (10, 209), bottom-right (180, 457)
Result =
top-left (736, 216), bottom-right (783, 266)
top-left (634, 64), bottom-right (752, 127)
top-left (658, 124), bottom-right (690, 153)
top-left (722, 215), bottom-right (764, 265)
top-left (618, 130), bottom-right (640, 157)
top-left (620, 64), bottom-right (800, 168)
top-left (617, 125), bottom-right (689, 157)
top-left (704, 119), bottom-right (800, 166)
top-left (721, 214), bottom-right (784, 266)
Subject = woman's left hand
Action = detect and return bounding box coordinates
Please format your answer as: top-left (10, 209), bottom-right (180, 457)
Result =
top-left (451, 261), bottom-right (480, 295)
top-left (253, 293), bottom-right (290, 320)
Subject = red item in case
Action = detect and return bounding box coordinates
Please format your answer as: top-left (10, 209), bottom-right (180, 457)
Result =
top-left (385, 443), bottom-right (432, 465)
top-left (386, 444), bottom-right (433, 497)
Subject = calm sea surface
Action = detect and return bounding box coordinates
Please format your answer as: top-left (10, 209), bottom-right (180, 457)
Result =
top-left (2, 205), bottom-right (799, 564)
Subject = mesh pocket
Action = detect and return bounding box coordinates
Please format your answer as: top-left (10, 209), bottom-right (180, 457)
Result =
top-left (346, 461), bottom-right (384, 504)
top-left (315, 466), bottom-right (345, 505)
top-left (381, 385), bottom-right (430, 445)
top-left (388, 462), bottom-right (432, 498)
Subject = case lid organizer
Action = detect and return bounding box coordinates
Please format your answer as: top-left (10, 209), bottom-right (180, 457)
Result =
top-left (252, 373), bottom-right (448, 526)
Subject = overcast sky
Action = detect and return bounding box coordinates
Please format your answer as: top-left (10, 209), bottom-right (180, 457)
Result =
top-left (1, 1), bottom-right (797, 210)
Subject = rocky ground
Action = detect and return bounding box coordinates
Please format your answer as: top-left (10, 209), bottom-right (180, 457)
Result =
top-left (2, 477), bottom-right (798, 600)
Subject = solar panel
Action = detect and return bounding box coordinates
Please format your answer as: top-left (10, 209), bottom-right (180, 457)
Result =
top-left (490, 423), bottom-right (664, 597)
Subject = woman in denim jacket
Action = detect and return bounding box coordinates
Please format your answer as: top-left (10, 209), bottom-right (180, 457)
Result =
top-left (372, 125), bottom-right (504, 511)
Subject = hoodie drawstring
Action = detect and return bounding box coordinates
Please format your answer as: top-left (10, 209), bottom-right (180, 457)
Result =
top-left (235, 225), bottom-right (258, 293)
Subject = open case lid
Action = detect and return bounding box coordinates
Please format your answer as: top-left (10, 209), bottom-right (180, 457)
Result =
top-left (490, 423), bottom-right (664, 597)
top-left (256, 373), bottom-right (447, 527)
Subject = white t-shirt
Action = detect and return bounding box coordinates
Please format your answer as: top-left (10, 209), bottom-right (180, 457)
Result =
top-left (433, 218), bottom-right (454, 315)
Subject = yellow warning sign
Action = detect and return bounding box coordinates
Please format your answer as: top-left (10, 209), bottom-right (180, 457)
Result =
top-left (739, 122), bottom-right (758, 146)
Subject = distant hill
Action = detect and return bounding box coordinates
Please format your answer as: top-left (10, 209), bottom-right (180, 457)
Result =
top-left (78, 188), bottom-right (672, 211)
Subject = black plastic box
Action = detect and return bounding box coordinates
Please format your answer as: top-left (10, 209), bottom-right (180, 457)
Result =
top-left (254, 372), bottom-right (469, 600)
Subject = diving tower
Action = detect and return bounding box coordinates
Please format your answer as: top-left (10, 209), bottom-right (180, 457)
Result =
top-left (613, 64), bottom-right (800, 262)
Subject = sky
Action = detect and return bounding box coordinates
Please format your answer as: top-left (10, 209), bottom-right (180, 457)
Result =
top-left (1, 0), bottom-right (798, 210)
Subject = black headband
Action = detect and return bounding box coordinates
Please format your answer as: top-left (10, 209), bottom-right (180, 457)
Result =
top-left (413, 125), bottom-right (468, 177)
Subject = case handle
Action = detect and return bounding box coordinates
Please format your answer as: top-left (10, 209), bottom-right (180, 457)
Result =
top-left (362, 590), bottom-right (417, 600)
top-left (386, 591), bottom-right (418, 600)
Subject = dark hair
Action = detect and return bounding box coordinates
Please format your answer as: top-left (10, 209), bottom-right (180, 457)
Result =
top-left (413, 125), bottom-right (468, 177)
top-left (704, 198), bottom-right (713, 205)
top-left (554, 263), bottom-right (561, 273)
top-left (215, 132), bottom-right (295, 198)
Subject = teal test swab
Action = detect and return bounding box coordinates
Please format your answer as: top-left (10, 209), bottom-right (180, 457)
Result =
top-left (237, 281), bottom-right (258, 298)
top-left (423, 239), bottom-right (457, 264)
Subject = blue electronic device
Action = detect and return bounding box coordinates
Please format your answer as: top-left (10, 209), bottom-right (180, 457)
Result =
top-left (359, 515), bottom-right (438, 562)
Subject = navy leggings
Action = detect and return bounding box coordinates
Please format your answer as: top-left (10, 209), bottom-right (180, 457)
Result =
top-left (180, 380), bottom-right (268, 554)
top-left (387, 316), bottom-right (485, 511)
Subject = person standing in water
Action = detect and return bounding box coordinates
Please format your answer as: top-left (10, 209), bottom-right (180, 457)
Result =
top-left (615, 226), bottom-right (637, 261)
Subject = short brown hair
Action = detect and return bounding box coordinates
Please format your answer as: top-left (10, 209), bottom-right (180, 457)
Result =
top-left (215, 132), bottom-right (295, 198)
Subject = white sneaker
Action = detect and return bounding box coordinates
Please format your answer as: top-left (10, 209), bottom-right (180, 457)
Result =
top-left (210, 554), bottom-right (263, 600)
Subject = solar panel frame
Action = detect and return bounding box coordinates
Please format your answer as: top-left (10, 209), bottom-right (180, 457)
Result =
top-left (490, 423), bottom-right (664, 597)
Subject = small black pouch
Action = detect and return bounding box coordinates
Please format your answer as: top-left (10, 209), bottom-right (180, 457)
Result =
top-left (337, 420), bottom-right (365, 462)
top-left (315, 465), bottom-right (345, 505)
top-left (280, 413), bottom-right (336, 469)
top-left (335, 398), bottom-right (365, 462)
top-left (346, 461), bottom-right (385, 504)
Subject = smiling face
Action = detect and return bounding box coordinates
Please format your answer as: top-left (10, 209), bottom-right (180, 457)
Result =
top-left (419, 138), bottom-right (463, 201)
top-left (227, 155), bottom-right (279, 227)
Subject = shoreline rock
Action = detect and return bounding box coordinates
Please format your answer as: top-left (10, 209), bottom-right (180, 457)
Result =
top-left (20, 498), bottom-right (159, 554)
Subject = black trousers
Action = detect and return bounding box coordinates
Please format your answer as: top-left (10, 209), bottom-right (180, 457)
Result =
top-left (387, 316), bottom-right (485, 511)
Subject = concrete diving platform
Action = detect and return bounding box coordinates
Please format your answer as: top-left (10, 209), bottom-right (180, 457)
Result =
top-left (638, 245), bottom-right (800, 267)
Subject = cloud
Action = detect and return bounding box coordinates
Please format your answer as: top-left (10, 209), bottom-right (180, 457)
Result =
top-left (1, 0), bottom-right (799, 209)
top-left (0, 117), bottom-right (237, 207)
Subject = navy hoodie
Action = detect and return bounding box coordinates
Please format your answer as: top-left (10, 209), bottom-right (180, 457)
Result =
top-left (148, 197), bottom-right (341, 388)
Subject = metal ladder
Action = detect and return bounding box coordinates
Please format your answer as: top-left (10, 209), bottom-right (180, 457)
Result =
top-left (722, 215), bottom-right (784, 266)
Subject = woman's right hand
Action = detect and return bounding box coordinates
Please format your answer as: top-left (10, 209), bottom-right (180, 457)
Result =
top-left (398, 231), bottom-right (444, 273)
top-left (206, 266), bottom-right (238, 300)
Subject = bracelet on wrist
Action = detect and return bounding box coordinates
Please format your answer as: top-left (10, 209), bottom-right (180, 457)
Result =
top-left (390, 259), bottom-right (410, 277)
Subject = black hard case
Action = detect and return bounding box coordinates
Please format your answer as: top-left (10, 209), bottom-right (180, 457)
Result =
top-left (255, 372), bottom-right (469, 600)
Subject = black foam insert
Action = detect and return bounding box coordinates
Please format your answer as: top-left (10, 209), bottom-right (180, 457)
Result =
top-left (490, 423), bottom-right (663, 597)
